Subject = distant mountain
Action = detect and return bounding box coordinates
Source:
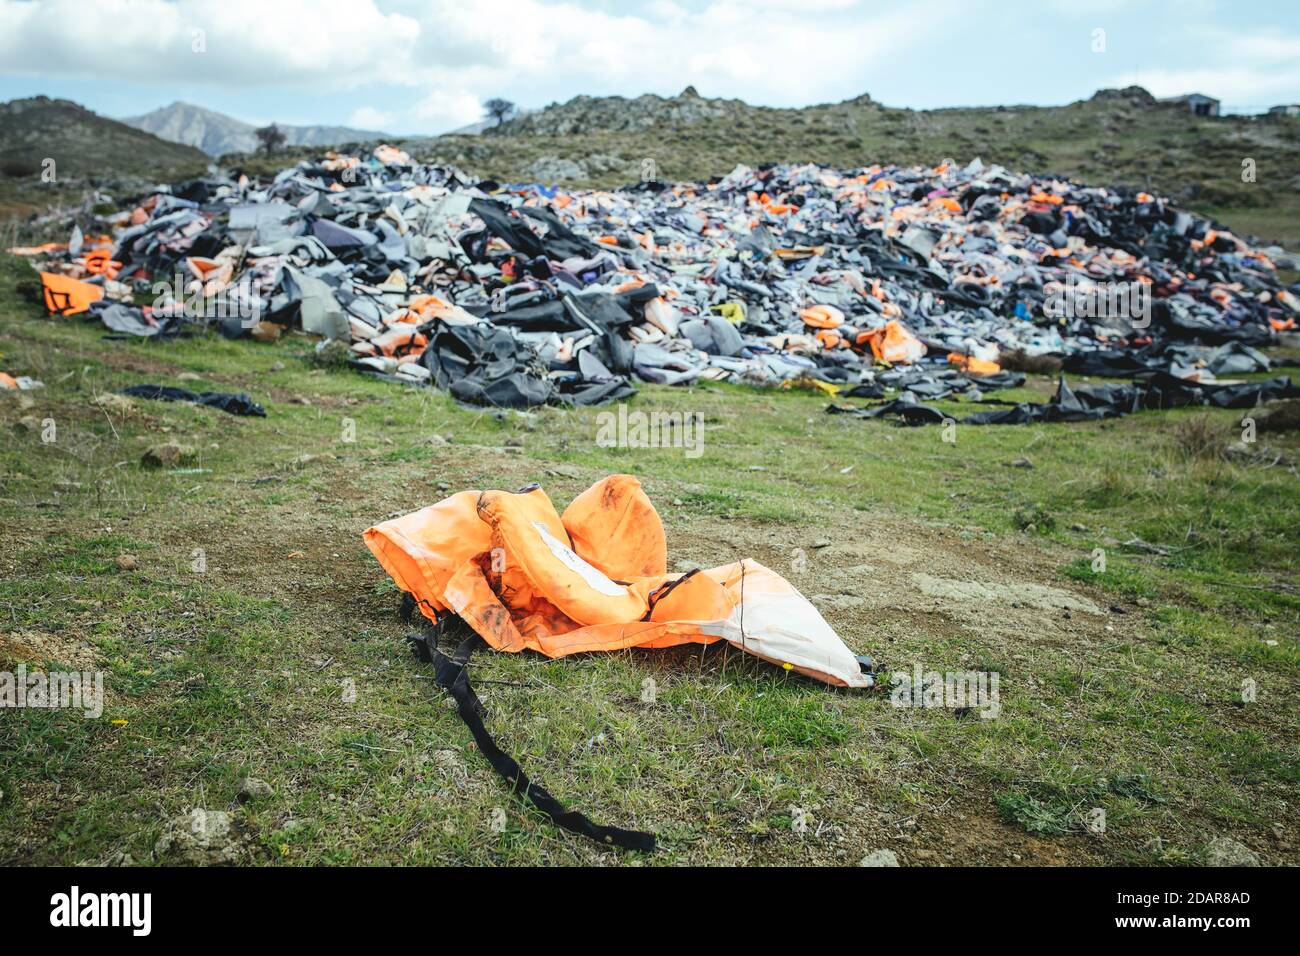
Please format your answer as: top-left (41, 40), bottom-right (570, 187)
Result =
top-left (0, 96), bottom-right (207, 181)
top-left (123, 102), bottom-right (389, 157)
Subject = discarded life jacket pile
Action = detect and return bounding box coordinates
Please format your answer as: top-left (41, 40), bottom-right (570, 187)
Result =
top-left (11, 145), bottom-right (1298, 409)
top-left (365, 473), bottom-right (870, 849)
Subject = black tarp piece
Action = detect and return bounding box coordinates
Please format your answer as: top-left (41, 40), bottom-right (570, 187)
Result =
top-left (420, 320), bottom-right (554, 407)
top-left (830, 374), bottom-right (1300, 427)
top-left (467, 198), bottom-right (544, 258)
top-left (519, 203), bottom-right (601, 260)
top-left (828, 396), bottom-right (951, 425)
top-left (414, 320), bottom-right (637, 409)
top-left (470, 198), bottom-right (604, 262)
top-left (1062, 341), bottom-right (1272, 379)
top-left (121, 384), bottom-right (267, 417)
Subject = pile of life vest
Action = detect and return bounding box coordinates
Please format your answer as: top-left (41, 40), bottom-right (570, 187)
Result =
top-left (10, 147), bottom-right (1297, 408)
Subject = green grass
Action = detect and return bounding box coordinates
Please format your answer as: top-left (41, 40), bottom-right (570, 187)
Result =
top-left (0, 251), bottom-right (1297, 865)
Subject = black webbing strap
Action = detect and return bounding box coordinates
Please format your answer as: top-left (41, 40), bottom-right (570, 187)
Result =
top-left (418, 628), bottom-right (656, 852)
top-left (640, 568), bottom-right (700, 622)
top-left (43, 287), bottom-right (72, 316)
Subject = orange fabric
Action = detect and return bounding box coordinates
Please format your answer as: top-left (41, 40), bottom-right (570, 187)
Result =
top-left (859, 320), bottom-right (926, 363)
top-left (614, 277), bottom-right (647, 294)
top-left (773, 246), bottom-right (825, 260)
top-left (947, 352), bottom-right (1002, 375)
top-left (363, 491), bottom-right (487, 617)
top-left (816, 328), bottom-right (845, 350)
top-left (83, 248), bottom-right (122, 279)
top-left (799, 304), bottom-right (844, 329)
top-left (363, 475), bottom-right (871, 687)
top-left (40, 272), bottom-right (103, 316)
top-left (6, 242), bottom-right (66, 256)
top-left (0, 372), bottom-right (18, 390)
top-left (370, 326), bottom-right (427, 358)
top-left (407, 294), bottom-right (457, 320)
top-left (561, 474), bottom-right (666, 580)
top-left (477, 485), bottom-right (649, 628)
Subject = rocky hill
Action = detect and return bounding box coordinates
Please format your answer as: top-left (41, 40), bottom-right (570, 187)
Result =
top-left (407, 85), bottom-right (1300, 248)
top-left (500, 86), bottom-right (747, 135)
top-left (0, 97), bottom-right (209, 220)
top-left (0, 96), bottom-right (207, 179)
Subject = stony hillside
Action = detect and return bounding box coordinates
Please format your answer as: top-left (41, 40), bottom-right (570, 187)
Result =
top-left (500, 86), bottom-right (747, 135)
top-left (0, 96), bottom-right (207, 179)
top-left (0, 97), bottom-right (209, 220)
top-left (410, 86), bottom-right (1300, 248)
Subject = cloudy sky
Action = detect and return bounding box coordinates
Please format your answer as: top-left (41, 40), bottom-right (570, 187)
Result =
top-left (1, 0), bottom-right (1298, 133)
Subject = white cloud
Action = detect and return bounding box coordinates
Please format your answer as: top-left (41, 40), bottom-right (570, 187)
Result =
top-left (0, 0), bottom-right (419, 89)
top-left (0, 0), bottom-right (926, 118)
top-left (410, 89), bottom-right (483, 131)
top-left (1106, 28), bottom-right (1300, 107)
top-left (1225, 32), bottom-right (1300, 63)
top-left (1111, 67), bottom-right (1300, 104)
top-left (347, 106), bottom-right (396, 130)
top-left (402, 0), bottom-right (929, 120)
top-left (6, 0), bottom-right (1299, 130)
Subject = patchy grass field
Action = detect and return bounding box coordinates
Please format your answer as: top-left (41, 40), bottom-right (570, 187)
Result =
top-left (0, 254), bottom-right (1297, 866)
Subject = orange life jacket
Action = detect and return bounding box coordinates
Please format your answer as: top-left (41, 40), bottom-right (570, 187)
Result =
top-left (40, 272), bottom-right (103, 316)
top-left (859, 320), bottom-right (926, 364)
top-left (363, 475), bottom-right (872, 851)
top-left (365, 475), bottom-right (869, 686)
top-left (799, 304), bottom-right (844, 329)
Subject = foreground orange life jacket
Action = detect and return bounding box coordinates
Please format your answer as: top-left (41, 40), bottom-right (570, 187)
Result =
top-left (366, 474), bottom-right (869, 687)
top-left (364, 475), bottom-right (872, 850)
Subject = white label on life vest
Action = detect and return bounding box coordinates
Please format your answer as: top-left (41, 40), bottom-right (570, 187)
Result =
top-left (531, 522), bottom-right (626, 597)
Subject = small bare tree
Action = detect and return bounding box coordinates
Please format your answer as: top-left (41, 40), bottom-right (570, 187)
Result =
top-left (483, 98), bottom-right (516, 127)
top-left (255, 124), bottom-right (286, 155)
